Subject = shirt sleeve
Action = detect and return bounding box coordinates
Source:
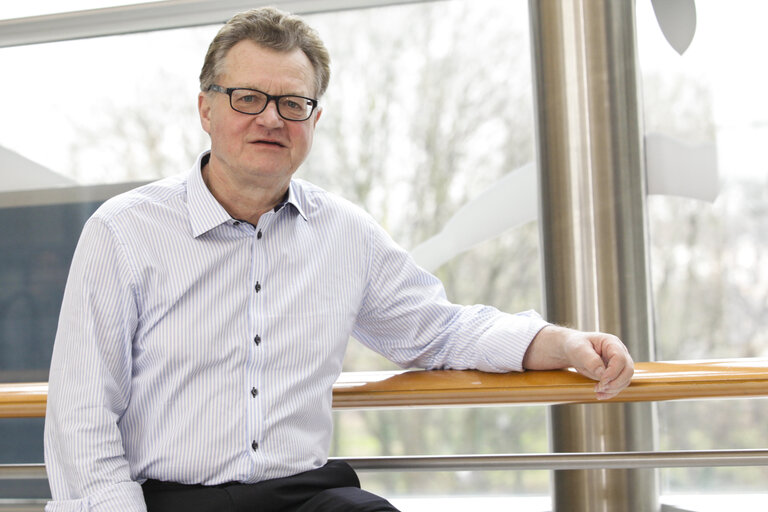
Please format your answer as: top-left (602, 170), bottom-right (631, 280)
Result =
top-left (353, 219), bottom-right (549, 372)
top-left (44, 217), bottom-right (147, 512)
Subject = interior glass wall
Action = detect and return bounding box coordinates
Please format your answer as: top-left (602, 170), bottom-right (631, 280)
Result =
top-left (637, 0), bottom-right (768, 502)
top-left (6, 0), bottom-right (766, 508)
top-left (0, 0), bottom-right (549, 505)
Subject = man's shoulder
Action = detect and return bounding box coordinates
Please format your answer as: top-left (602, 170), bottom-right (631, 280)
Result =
top-left (291, 179), bottom-right (375, 226)
top-left (93, 173), bottom-right (188, 224)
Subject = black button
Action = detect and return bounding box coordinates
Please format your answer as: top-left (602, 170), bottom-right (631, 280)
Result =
top-left (251, 441), bottom-right (259, 451)
top-left (254, 282), bottom-right (261, 292)
top-left (233, 221), bottom-right (240, 226)
top-left (257, 230), bottom-right (263, 239)
top-left (254, 335), bottom-right (261, 345)
top-left (251, 387), bottom-right (258, 397)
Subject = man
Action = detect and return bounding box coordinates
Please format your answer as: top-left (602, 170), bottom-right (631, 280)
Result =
top-left (44, 7), bottom-right (634, 512)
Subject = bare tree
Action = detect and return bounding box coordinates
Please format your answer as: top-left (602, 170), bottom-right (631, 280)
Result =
top-left (67, 70), bottom-right (208, 184)
top-left (644, 70), bottom-right (768, 490)
top-left (308, 2), bottom-right (548, 494)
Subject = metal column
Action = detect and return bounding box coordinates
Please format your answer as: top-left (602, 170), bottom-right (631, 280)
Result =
top-left (528, 1), bottom-right (658, 511)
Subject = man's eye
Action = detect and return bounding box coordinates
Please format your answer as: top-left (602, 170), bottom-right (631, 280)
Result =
top-left (240, 95), bottom-right (258, 103)
top-left (283, 99), bottom-right (301, 109)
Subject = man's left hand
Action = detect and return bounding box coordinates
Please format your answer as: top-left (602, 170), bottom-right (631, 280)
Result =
top-left (523, 325), bottom-right (635, 400)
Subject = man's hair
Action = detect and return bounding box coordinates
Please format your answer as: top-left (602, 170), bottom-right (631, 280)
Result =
top-left (199, 7), bottom-right (331, 98)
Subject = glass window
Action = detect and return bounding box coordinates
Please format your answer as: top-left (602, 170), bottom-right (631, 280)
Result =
top-left (310, 0), bottom-right (545, 501)
top-left (1, 0), bottom-right (546, 503)
top-left (0, 23), bottom-right (218, 384)
top-left (0, 0), bottom-right (540, 375)
top-left (638, 0), bottom-right (768, 500)
top-left (0, 25), bottom-right (215, 187)
top-left (306, 0), bottom-right (539, 370)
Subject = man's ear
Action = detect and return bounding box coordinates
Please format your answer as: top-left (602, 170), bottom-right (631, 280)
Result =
top-left (198, 92), bottom-right (212, 134)
top-left (313, 106), bottom-right (323, 127)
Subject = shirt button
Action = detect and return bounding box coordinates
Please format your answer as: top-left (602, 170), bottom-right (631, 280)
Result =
top-left (257, 230), bottom-right (263, 239)
top-left (254, 335), bottom-right (261, 345)
top-left (251, 387), bottom-right (258, 397)
top-left (254, 282), bottom-right (261, 292)
top-left (233, 221), bottom-right (240, 226)
top-left (252, 441), bottom-right (259, 451)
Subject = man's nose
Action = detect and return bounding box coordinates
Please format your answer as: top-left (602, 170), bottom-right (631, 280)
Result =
top-left (255, 99), bottom-right (285, 128)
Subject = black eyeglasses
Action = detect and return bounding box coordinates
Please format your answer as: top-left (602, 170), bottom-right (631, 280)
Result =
top-left (208, 84), bottom-right (318, 121)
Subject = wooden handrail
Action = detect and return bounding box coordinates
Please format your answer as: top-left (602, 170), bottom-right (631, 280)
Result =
top-left (3, 359), bottom-right (768, 419)
top-left (334, 358), bottom-right (768, 408)
top-left (0, 381), bottom-right (47, 419)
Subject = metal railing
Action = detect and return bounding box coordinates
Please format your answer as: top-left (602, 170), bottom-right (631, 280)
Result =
top-left (2, 358), bottom-right (768, 479)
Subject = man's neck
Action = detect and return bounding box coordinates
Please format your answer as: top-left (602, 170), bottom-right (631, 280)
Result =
top-left (201, 160), bottom-right (290, 226)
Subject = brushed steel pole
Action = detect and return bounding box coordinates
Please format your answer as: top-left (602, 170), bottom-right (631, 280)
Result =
top-left (528, 1), bottom-right (658, 511)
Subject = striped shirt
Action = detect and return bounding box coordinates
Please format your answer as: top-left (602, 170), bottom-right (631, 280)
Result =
top-left (44, 151), bottom-right (548, 512)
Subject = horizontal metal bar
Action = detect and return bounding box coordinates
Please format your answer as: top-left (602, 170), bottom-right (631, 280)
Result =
top-left (0, 500), bottom-right (48, 512)
top-left (4, 450), bottom-right (768, 480)
top-left (0, 465), bottom-right (46, 479)
top-left (0, 0), bottom-right (441, 49)
top-left (340, 450), bottom-right (768, 472)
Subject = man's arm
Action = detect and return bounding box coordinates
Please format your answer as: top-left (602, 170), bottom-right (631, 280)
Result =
top-left (353, 217), bottom-right (634, 399)
top-left (44, 217), bottom-right (147, 512)
top-left (522, 324), bottom-right (635, 400)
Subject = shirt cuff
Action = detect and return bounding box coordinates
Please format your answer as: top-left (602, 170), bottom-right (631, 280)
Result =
top-left (475, 309), bottom-right (550, 372)
top-left (46, 480), bottom-right (147, 512)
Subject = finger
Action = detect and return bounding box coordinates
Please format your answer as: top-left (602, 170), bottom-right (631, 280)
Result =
top-left (595, 353), bottom-right (634, 399)
top-left (571, 334), bottom-right (617, 380)
top-left (615, 361), bottom-right (635, 389)
top-left (572, 345), bottom-right (608, 382)
top-left (595, 371), bottom-right (632, 399)
top-left (586, 335), bottom-right (634, 399)
top-left (599, 345), bottom-right (632, 384)
top-left (594, 335), bottom-right (632, 375)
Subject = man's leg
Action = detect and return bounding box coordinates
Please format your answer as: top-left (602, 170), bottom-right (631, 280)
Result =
top-left (294, 487), bottom-right (401, 512)
top-left (142, 479), bottom-right (235, 512)
top-left (225, 460), bottom-right (377, 511)
top-left (142, 461), bottom-right (401, 512)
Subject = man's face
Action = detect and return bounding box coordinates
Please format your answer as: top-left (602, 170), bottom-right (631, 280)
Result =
top-left (198, 40), bottom-right (322, 185)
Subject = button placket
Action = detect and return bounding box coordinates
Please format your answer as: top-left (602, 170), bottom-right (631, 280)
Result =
top-left (249, 218), bottom-right (268, 464)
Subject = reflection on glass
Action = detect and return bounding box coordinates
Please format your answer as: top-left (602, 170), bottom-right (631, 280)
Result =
top-left (0, 0), bottom-right (547, 501)
top-left (311, 1), bottom-right (545, 499)
top-left (639, 0), bottom-right (768, 363)
top-left (0, 25), bottom-right (216, 185)
top-left (638, 0), bottom-right (768, 498)
top-left (0, 147), bottom-right (76, 191)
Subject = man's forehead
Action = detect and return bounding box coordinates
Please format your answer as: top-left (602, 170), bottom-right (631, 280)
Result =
top-left (220, 41), bottom-right (316, 94)
top-left (222, 41), bottom-right (300, 66)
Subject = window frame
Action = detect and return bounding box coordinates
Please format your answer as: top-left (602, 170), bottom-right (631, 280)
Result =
top-left (0, 0), bottom-right (446, 48)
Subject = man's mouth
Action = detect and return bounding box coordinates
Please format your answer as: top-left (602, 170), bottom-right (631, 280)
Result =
top-left (252, 139), bottom-right (286, 147)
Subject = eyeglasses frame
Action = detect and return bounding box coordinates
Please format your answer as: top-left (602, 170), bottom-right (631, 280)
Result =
top-left (208, 84), bottom-right (319, 121)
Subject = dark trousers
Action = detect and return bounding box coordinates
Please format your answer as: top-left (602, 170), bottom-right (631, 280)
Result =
top-left (142, 460), bottom-right (401, 512)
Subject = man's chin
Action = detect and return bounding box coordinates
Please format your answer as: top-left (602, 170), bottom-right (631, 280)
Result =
top-left (238, 161), bottom-right (295, 181)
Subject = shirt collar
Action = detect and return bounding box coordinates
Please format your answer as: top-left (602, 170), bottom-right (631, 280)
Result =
top-left (282, 181), bottom-right (309, 222)
top-left (187, 151), bottom-right (308, 238)
top-left (187, 152), bottom-right (231, 238)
